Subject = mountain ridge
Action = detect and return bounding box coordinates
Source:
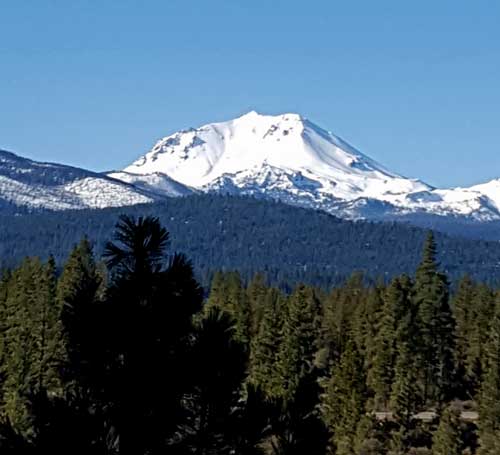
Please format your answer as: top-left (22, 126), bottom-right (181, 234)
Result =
top-left (117, 111), bottom-right (500, 222)
top-left (1, 111), bottom-right (500, 225)
top-left (0, 148), bottom-right (158, 212)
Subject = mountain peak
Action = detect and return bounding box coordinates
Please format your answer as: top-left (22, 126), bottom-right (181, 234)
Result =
top-left (113, 112), bottom-right (500, 222)
top-left (122, 112), bottom-right (429, 201)
top-left (236, 110), bottom-right (305, 124)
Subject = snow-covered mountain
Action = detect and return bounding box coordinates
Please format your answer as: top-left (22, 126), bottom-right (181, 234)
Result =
top-left (118, 111), bottom-right (500, 222)
top-left (2, 111), bottom-right (500, 224)
top-left (0, 149), bottom-right (157, 212)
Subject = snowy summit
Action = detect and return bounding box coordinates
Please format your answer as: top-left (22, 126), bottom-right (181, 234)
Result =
top-left (1, 111), bottom-right (500, 221)
top-left (112, 111), bottom-right (500, 221)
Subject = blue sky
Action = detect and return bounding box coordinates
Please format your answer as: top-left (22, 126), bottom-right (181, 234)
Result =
top-left (1, 0), bottom-right (499, 188)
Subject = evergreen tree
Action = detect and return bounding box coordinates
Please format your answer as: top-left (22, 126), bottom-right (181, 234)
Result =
top-left (56, 239), bottom-right (109, 450)
top-left (316, 275), bottom-right (365, 371)
top-left (248, 287), bottom-right (285, 399)
top-left (2, 257), bottom-right (64, 437)
top-left (31, 256), bottom-right (63, 394)
top-left (352, 415), bottom-right (385, 455)
top-left (277, 285), bottom-right (320, 401)
top-left (178, 308), bottom-right (247, 455)
top-left (353, 285), bottom-right (384, 379)
top-left (103, 215), bottom-right (203, 454)
top-left (432, 406), bottom-right (462, 455)
top-left (478, 296), bottom-right (500, 454)
top-left (227, 384), bottom-right (270, 455)
top-left (413, 232), bottom-right (455, 405)
top-left (269, 376), bottom-right (327, 455)
top-left (369, 275), bottom-right (413, 410)
top-left (320, 341), bottom-right (367, 455)
top-left (466, 283), bottom-right (496, 390)
top-left (390, 344), bottom-right (420, 434)
top-left (58, 238), bottom-right (104, 390)
top-left (452, 275), bottom-right (476, 395)
top-left (246, 273), bottom-right (268, 339)
top-left (0, 271), bottom-right (10, 411)
top-left (205, 271), bottom-right (251, 346)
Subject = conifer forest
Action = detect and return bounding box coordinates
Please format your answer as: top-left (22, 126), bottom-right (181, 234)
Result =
top-left (1, 214), bottom-right (500, 455)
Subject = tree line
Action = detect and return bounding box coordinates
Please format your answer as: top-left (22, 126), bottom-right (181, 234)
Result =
top-left (2, 195), bottom-right (500, 289)
top-left (0, 215), bottom-right (500, 454)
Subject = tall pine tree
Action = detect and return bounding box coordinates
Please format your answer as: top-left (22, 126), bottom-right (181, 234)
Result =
top-left (369, 275), bottom-right (413, 410)
top-left (478, 295), bottom-right (500, 454)
top-left (277, 285), bottom-right (320, 401)
top-left (320, 341), bottom-right (367, 455)
top-left (413, 232), bottom-right (455, 406)
top-left (248, 287), bottom-right (285, 399)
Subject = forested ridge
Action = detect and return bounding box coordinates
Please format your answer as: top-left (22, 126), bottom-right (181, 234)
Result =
top-left (1, 195), bottom-right (500, 289)
top-left (1, 214), bottom-right (500, 454)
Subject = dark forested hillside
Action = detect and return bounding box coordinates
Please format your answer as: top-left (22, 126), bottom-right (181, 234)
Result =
top-left (0, 194), bottom-right (500, 289)
top-left (1, 216), bottom-right (500, 454)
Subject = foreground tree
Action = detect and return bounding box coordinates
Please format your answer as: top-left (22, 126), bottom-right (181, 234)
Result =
top-left (177, 308), bottom-right (247, 454)
top-left (103, 215), bottom-right (203, 454)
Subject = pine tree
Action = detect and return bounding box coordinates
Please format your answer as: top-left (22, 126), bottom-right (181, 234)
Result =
top-left (248, 287), bottom-right (284, 399)
top-left (320, 341), bottom-right (367, 455)
top-left (2, 257), bottom-right (65, 437)
top-left (317, 273), bottom-right (365, 369)
top-left (31, 256), bottom-right (64, 394)
top-left (246, 273), bottom-right (268, 338)
top-left (178, 308), bottom-right (247, 454)
top-left (0, 271), bottom-right (10, 411)
top-left (277, 285), bottom-right (320, 401)
top-left (103, 215), bottom-right (203, 454)
top-left (452, 275), bottom-right (476, 395)
top-left (432, 406), bottom-right (462, 455)
top-left (413, 232), bottom-right (455, 405)
top-left (369, 275), bottom-right (413, 410)
top-left (353, 285), bottom-right (384, 379)
top-left (467, 283), bottom-right (496, 389)
top-left (205, 271), bottom-right (251, 345)
top-left (352, 415), bottom-right (385, 455)
top-left (58, 238), bottom-right (104, 390)
top-left (478, 296), bottom-right (500, 454)
top-left (390, 344), bottom-right (420, 433)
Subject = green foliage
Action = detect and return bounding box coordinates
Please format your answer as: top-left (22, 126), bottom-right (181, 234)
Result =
top-left (0, 218), bottom-right (499, 454)
top-left (320, 341), bottom-right (367, 454)
top-left (467, 284), bottom-right (496, 389)
top-left (478, 297), bottom-right (500, 454)
top-left (432, 406), bottom-right (462, 455)
top-left (248, 287), bottom-right (285, 398)
top-left (390, 344), bottom-right (420, 431)
top-left (369, 275), bottom-right (413, 409)
top-left (179, 308), bottom-right (247, 454)
top-left (58, 238), bottom-right (104, 389)
top-left (205, 271), bottom-right (251, 345)
top-left (413, 232), bottom-right (455, 405)
top-left (277, 285), bottom-right (321, 401)
top-left (1, 257), bottom-right (64, 438)
top-left (2, 195), bottom-right (500, 290)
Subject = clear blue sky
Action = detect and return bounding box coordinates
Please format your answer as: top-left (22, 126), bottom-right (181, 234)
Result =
top-left (1, 0), bottom-right (499, 188)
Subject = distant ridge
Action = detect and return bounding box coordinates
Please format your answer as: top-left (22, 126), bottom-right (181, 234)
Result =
top-left (115, 111), bottom-right (500, 222)
top-left (1, 112), bottom-right (500, 224)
